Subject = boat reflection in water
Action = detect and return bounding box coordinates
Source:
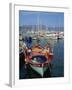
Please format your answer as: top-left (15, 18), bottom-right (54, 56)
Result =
top-left (19, 36), bottom-right (64, 79)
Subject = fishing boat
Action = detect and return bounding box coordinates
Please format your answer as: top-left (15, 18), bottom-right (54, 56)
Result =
top-left (26, 47), bottom-right (53, 77)
top-left (24, 13), bottom-right (53, 77)
top-left (32, 37), bottom-right (37, 40)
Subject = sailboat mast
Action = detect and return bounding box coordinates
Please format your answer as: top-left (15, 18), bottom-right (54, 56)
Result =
top-left (37, 13), bottom-right (40, 33)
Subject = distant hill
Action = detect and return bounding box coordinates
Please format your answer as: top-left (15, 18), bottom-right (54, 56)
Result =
top-left (19, 25), bottom-right (64, 34)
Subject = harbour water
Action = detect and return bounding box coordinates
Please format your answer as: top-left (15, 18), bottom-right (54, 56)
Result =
top-left (19, 38), bottom-right (64, 79)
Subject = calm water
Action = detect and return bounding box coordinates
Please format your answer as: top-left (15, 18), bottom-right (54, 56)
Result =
top-left (50, 39), bottom-right (64, 77)
top-left (19, 38), bottom-right (64, 79)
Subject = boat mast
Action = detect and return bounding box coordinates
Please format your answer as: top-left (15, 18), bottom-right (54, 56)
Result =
top-left (37, 12), bottom-right (40, 34)
top-left (46, 24), bottom-right (48, 34)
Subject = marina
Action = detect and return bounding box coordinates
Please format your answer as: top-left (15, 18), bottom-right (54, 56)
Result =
top-left (19, 34), bottom-right (64, 79)
top-left (19, 11), bottom-right (64, 79)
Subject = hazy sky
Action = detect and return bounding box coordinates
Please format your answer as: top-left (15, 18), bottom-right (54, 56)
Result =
top-left (19, 10), bottom-right (64, 27)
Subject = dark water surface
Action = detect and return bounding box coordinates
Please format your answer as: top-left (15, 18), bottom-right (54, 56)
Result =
top-left (19, 39), bottom-right (64, 79)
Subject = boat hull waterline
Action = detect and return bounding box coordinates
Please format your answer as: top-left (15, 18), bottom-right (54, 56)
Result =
top-left (30, 64), bottom-right (48, 77)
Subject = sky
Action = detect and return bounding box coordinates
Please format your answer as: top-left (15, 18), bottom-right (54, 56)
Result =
top-left (19, 10), bottom-right (64, 27)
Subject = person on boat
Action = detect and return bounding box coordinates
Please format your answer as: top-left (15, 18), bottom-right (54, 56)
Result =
top-left (22, 42), bottom-right (28, 64)
top-left (25, 47), bottom-right (32, 63)
top-left (27, 48), bottom-right (32, 56)
top-left (25, 36), bottom-right (32, 48)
